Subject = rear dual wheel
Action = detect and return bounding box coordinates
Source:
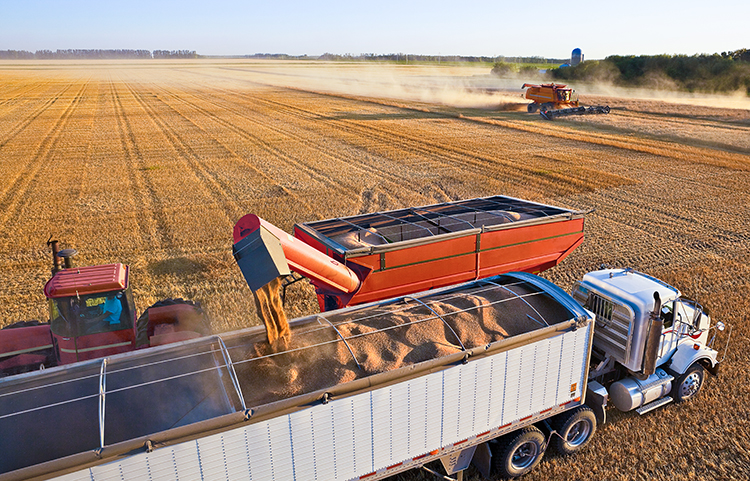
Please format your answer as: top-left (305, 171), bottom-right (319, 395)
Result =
top-left (492, 426), bottom-right (546, 478)
top-left (550, 406), bottom-right (597, 455)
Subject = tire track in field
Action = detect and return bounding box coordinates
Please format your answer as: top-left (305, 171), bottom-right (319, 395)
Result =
top-left (153, 84), bottom-right (440, 208)
top-left (162, 71), bottom-right (513, 201)
top-left (0, 76), bottom-right (57, 107)
top-left (145, 81), bottom-right (397, 211)
top-left (233, 90), bottom-right (594, 196)
top-left (123, 80), bottom-right (281, 224)
top-left (108, 79), bottom-right (170, 251)
top-left (0, 83), bottom-right (74, 152)
top-left (0, 80), bottom-right (88, 230)
top-left (167, 69), bottom-right (498, 201)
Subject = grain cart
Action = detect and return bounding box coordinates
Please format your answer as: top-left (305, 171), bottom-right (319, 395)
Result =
top-left (0, 241), bottom-right (210, 377)
top-left (233, 195), bottom-right (586, 311)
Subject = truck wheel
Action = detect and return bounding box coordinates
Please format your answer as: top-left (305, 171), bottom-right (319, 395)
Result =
top-left (492, 426), bottom-right (546, 478)
top-left (550, 406), bottom-right (596, 455)
top-left (672, 363), bottom-right (704, 403)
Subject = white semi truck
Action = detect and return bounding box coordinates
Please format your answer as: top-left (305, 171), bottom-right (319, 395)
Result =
top-left (0, 268), bottom-right (728, 481)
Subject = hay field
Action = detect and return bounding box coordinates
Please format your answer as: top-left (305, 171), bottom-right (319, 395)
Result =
top-left (0, 60), bottom-right (748, 480)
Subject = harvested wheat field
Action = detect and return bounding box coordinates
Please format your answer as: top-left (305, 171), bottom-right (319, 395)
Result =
top-left (0, 60), bottom-right (748, 480)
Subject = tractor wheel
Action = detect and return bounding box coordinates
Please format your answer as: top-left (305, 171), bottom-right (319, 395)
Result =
top-left (135, 298), bottom-right (210, 347)
top-left (672, 363), bottom-right (704, 403)
top-left (2, 320), bottom-right (47, 329)
top-left (527, 103), bottom-right (538, 113)
top-left (550, 406), bottom-right (597, 455)
top-left (491, 426), bottom-right (546, 478)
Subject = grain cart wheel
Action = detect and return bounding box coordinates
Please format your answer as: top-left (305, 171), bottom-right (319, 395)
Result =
top-left (492, 426), bottom-right (546, 478)
top-left (135, 298), bottom-right (210, 347)
top-left (550, 406), bottom-right (596, 455)
top-left (672, 363), bottom-right (704, 403)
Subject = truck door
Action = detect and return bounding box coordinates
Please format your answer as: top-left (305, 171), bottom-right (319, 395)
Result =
top-left (658, 300), bottom-right (687, 362)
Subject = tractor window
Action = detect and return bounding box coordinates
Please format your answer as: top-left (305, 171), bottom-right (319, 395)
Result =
top-left (50, 291), bottom-right (133, 337)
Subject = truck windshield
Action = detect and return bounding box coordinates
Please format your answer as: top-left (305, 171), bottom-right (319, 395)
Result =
top-left (50, 291), bottom-right (133, 337)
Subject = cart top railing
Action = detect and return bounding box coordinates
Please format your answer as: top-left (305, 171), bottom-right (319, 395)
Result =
top-left (298, 195), bottom-right (581, 254)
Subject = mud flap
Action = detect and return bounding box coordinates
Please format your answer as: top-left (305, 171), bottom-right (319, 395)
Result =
top-left (440, 444), bottom-right (477, 475)
top-left (470, 442), bottom-right (492, 479)
top-left (585, 380), bottom-right (608, 425)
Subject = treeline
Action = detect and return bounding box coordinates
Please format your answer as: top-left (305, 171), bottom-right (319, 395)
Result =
top-left (551, 49), bottom-right (750, 94)
top-left (318, 53), bottom-right (567, 64)
top-left (0, 49), bottom-right (197, 59)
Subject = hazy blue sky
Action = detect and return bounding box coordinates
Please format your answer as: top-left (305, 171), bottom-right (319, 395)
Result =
top-left (1, 0), bottom-right (747, 59)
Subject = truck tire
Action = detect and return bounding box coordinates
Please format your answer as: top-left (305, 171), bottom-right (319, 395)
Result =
top-left (550, 406), bottom-right (596, 455)
top-left (672, 363), bottom-right (704, 403)
top-left (135, 298), bottom-right (210, 347)
top-left (492, 426), bottom-right (546, 478)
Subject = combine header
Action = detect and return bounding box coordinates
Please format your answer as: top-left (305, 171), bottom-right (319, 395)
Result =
top-left (540, 105), bottom-right (611, 120)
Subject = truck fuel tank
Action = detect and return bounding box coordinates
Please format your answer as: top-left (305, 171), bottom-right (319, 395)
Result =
top-left (609, 368), bottom-right (673, 412)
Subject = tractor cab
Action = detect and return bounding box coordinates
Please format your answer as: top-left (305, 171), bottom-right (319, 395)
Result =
top-left (44, 263), bottom-right (137, 364)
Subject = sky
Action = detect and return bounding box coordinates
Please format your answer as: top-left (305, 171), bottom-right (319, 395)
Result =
top-left (0, 0), bottom-right (747, 60)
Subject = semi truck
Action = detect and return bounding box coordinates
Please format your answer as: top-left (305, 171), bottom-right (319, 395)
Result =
top-left (0, 197), bottom-right (729, 481)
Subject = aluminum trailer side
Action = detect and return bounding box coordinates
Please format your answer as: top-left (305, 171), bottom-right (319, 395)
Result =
top-left (0, 273), bottom-right (594, 481)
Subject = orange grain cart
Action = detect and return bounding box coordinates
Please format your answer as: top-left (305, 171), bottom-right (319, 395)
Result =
top-left (234, 196), bottom-right (585, 311)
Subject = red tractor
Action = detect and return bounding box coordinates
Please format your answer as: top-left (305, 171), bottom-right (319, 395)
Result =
top-left (0, 241), bottom-right (210, 377)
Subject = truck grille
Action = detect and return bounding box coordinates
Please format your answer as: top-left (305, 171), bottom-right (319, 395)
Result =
top-left (572, 285), bottom-right (633, 365)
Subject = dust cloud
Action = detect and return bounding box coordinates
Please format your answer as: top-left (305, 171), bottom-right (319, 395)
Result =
top-left (231, 62), bottom-right (527, 109)
top-left (222, 61), bottom-right (750, 111)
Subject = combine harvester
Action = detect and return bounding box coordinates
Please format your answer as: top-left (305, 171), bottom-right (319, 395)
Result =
top-left (521, 83), bottom-right (610, 120)
top-left (0, 196), bottom-right (730, 481)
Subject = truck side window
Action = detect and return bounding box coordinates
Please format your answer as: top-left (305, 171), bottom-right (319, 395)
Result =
top-left (660, 302), bottom-right (674, 329)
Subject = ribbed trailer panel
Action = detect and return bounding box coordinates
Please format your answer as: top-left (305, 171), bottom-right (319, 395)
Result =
top-left (55, 322), bottom-right (591, 481)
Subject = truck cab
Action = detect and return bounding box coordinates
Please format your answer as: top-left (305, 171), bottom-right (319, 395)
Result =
top-left (572, 268), bottom-right (724, 415)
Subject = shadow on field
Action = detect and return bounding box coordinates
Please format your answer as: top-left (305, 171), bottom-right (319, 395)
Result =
top-left (148, 257), bottom-right (205, 278)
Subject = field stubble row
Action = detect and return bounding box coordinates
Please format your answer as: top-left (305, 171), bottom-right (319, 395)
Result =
top-left (0, 63), bottom-right (748, 480)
